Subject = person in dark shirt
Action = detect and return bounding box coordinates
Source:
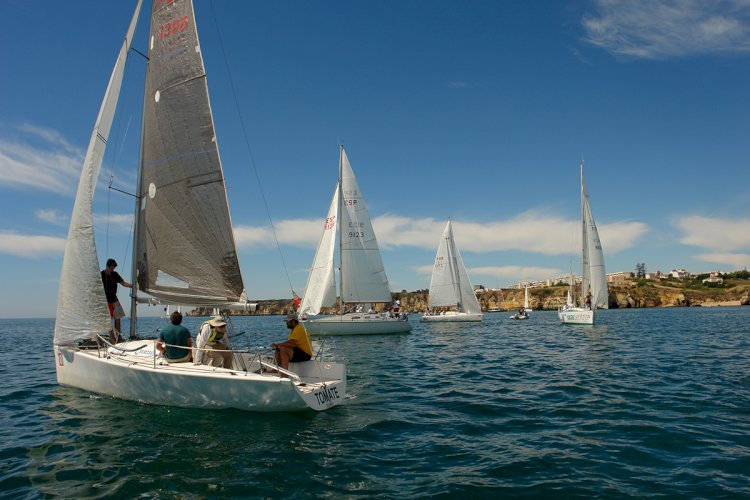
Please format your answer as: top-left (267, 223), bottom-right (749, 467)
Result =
top-left (101, 258), bottom-right (132, 343)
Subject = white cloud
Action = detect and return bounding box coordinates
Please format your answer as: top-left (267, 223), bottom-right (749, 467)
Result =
top-left (415, 263), bottom-right (563, 282)
top-left (18, 123), bottom-right (81, 155)
top-left (582, 0), bottom-right (750, 59)
top-left (233, 212), bottom-right (648, 255)
top-left (675, 215), bottom-right (750, 250)
top-left (695, 252), bottom-right (750, 269)
top-left (0, 230), bottom-right (66, 257)
top-left (234, 218), bottom-right (323, 249)
top-left (93, 213), bottom-right (133, 234)
top-left (0, 123), bottom-right (83, 195)
top-left (234, 225), bottom-right (274, 249)
top-left (36, 209), bottom-right (69, 226)
top-left (375, 212), bottom-right (646, 255)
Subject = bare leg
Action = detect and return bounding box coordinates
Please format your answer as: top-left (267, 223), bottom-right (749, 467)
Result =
top-left (114, 318), bottom-right (123, 342)
top-left (274, 346), bottom-right (293, 377)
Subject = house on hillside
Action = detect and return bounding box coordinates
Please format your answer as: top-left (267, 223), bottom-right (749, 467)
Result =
top-left (702, 272), bottom-right (724, 285)
top-left (671, 269), bottom-right (690, 279)
top-left (607, 271), bottom-right (633, 285)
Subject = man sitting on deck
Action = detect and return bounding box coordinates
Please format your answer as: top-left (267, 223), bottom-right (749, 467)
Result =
top-left (271, 311), bottom-right (313, 374)
top-left (156, 311), bottom-right (193, 363)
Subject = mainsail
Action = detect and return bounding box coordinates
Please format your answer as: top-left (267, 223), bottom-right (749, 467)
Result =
top-left (427, 220), bottom-right (481, 314)
top-left (338, 147), bottom-right (392, 304)
top-left (136, 0), bottom-right (244, 305)
top-left (54, 0), bottom-right (144, 345)
top-left (299, 185), bottom-right (339, 315)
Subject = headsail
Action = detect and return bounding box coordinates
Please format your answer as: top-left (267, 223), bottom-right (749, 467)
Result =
top-left (299, 184), bottom-right (339, 315)
top-left (428, 220), bottom-right (481, 314)
top-left (338, 147), bottom-right (392, 304)
top-left (54, 0), bottom-right (144, 345)
top-left (136, 0), bottom-right (244, 306)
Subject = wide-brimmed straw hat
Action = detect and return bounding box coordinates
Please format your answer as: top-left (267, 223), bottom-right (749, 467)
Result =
top-left (208, 316), bottom-right (226, 327)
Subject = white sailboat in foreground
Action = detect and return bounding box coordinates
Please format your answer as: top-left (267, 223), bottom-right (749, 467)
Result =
top-left (559, 161), bottom-right (608, 325)
top-left (53, 0), bottom-right (346, 412)
top-left (300, 146), bottom-right (411, 336)
top-left (422, 220), bottom-right (483, 322)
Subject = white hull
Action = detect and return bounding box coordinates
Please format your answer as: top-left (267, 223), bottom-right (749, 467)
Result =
top-left (303, 314), bottom-right (412, 336)
top-left (421, 311), bottom-right (483, 322)
top-left (54, 340), bottom-right (346, 412)
top-left (509, 314), bottom-right (529, 320)
top-left (559, 307), bottom-right (595, 325)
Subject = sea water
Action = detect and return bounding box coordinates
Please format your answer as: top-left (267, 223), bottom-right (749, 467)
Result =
top-left (1, 307), bottom-right (749, 497)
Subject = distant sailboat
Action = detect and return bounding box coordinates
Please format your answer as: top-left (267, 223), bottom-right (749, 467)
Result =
top-left (421, 220), bottom-right (483, 322)
top-left (559, 161), bottom-right (608, 325)
top-left (300, 146), bottom-right (412, 336)
top-left (524, 285), bottom-right (532, 313)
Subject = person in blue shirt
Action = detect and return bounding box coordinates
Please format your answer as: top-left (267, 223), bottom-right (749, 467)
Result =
top-left (156, 311), bottom-right (192, 363)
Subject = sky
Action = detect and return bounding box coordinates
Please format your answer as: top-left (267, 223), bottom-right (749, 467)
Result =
top-left (1, 0), bottom-right (749, 318)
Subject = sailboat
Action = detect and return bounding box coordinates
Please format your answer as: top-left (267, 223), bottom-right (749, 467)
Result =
top-left (559, 161), bottom-right (608, 325)
top-left (299, 146), bottom-right (412, 336)
top-left (421, 220), bottom-right (483, 322)
top-left (524, 285), bottom-right (532, 313)
top-left (509, 285), bottom-right (529, 320)
top-left (53, 0), bottom-right (346, 412)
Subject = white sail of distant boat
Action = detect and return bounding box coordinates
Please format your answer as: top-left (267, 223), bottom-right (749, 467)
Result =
top-left (301, 146), bottom-right (411, 335)
top-left (559, 161), bottom-right (608, 325)
top-left (299, 186), bottom-right (338, 316)
top-left (53, 0), bottom-right (346, 412)
top-left (422, 220), bottom-right (483, 322)
top-left (509, 284), bottom-right (529, 320)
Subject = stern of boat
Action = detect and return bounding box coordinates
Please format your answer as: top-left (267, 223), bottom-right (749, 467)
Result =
top-left (287, 359), bottom-right (346, 410)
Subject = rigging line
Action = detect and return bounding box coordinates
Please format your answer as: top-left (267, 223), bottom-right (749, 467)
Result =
top-left (105, 58), bottom-right (134, 266)
top-left (207, 1), bottom-right (295, 295)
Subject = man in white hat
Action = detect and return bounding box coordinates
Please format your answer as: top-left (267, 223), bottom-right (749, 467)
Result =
top-left (194, 315), bottom-right (233, 368)
top-left (270, 311), bottom-right (313, 374)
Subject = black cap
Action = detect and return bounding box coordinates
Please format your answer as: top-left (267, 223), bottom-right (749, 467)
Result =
top-left (106, 258), bottom-right (117, 267)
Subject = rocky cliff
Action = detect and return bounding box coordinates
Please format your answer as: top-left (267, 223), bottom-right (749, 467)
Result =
top-left (191, 281), bottom-right (750, 316)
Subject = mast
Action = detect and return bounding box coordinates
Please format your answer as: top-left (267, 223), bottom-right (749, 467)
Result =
top-left (337, 145), bottom-right (344, 316)
top-left (580, 160), bottom-right (586, 307)
top-left (446, 221), bottom-right (462, 311)
top-left (130, 4), bottom-right (148, 338)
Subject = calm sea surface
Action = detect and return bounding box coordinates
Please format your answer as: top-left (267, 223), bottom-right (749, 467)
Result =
top-left (1, 307), bottom-right (749, 498)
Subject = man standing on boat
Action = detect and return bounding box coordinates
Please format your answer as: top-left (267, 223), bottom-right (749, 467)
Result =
top-left (271, 312), bottom-right (312, 373)
top-left (101, 258), bottom-right (132, 343)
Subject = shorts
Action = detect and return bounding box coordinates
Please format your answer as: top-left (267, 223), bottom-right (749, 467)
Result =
top-left (290, 347), bottom-right (312, 362)
top-left (108, 300), bottom-right (126, 320)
